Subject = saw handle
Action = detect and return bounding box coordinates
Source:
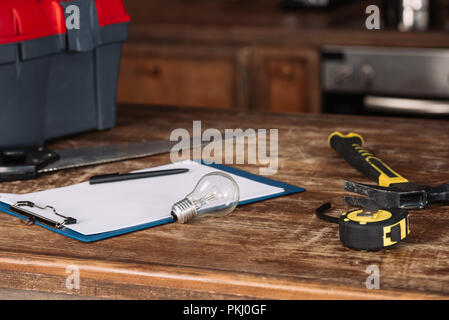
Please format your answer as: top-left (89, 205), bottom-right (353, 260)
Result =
top-left (0, 148), bottom-right (59, 182)
top-left (328, 132), bottom-right (408, 187)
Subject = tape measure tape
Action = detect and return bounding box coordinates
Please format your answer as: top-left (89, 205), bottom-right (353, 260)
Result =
top-left (316, 203), bottom-right (410, 251)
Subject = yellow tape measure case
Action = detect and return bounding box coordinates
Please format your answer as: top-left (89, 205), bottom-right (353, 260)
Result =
top-left (339, 208), bottom-right (410, 251)
top-left (316, 203), bottom-right (410, 251)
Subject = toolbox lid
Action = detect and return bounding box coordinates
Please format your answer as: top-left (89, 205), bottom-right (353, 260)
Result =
top-left (94, 0), bottom-right (131, 27)
top-left (0, 0), bottom-right (130, 46)
top-left (0, 0), bottom-right (56, 45)
top-left (44, 0), bottom-right (130, 34)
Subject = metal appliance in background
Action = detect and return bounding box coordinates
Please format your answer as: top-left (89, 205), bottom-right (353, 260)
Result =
top-left (322, 46), bottom-right (449, 118)
top-left (398, 0), bottom-right (429, 31)
top-left (381, 0), bottom-right (440, 31)
top-left (279, 0), bottom-right (348, 9)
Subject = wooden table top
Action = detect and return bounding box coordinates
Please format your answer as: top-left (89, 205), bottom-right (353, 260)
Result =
top-left (1, 104), bottom-right (449, 300)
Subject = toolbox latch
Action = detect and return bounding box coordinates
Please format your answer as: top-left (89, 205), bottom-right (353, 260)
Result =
top-left (59, 0), bottom-right (102, 52)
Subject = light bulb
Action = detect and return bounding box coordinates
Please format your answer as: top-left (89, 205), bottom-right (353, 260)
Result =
top-left (171, 172), bottom-right (240, 223)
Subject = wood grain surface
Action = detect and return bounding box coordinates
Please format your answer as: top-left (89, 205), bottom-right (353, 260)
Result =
top-left (1, 105), bottom-right (449, 299)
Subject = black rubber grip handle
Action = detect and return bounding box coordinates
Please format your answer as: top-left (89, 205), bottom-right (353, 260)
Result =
top-left (328, 132), bottom-right (408, 187)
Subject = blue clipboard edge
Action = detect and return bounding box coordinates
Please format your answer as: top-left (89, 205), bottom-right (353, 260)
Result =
top-left (0, 161), bottom-right (305, 242)
top-left (198, 160), bottom-right (305, 206)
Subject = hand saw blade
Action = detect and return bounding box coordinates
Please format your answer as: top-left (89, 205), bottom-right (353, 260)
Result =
top-left (38, 137), bottom-right (204, 173)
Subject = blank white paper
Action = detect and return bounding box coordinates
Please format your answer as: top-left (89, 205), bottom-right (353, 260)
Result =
top-left (0, 161), bottom-right (284, 235)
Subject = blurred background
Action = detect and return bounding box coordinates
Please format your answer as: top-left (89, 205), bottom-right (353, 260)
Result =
top-left (117, 0), bottom-right (449, 118)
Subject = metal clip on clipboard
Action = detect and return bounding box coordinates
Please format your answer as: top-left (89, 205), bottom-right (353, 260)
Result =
top-left (9, 201), bottom-right (77, 229)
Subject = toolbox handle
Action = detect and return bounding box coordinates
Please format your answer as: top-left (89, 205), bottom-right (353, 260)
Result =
top-left (328, 132), bottom-right (409, 187)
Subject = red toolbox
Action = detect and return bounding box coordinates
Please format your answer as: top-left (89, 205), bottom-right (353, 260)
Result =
top-left (0, 0), bottom-right (130, 149)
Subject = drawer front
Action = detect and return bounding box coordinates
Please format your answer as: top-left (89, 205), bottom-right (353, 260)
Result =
top-left (267, 59), bottom-right (308, 113)
top-left (251, 47), bottom-right (321, 113)
top-left (118, 44), bottom-right (249, 109)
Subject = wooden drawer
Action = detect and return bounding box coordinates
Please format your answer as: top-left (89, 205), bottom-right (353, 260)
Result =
top-left (118, 44), bottom-right (249, 109)
top-left (251, 47), bottom-right (321, 113)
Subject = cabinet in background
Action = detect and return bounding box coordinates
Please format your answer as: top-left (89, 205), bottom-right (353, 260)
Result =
top-left (118, 43), bottom-right (250, 110)
top-left (251, 47), bottom-right (321, 113)
top-left (118, 43), bottom-right (321, 113)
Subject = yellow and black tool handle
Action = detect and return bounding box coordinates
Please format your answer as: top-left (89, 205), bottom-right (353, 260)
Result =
top-left (328, 132), bottom-right (408, 187)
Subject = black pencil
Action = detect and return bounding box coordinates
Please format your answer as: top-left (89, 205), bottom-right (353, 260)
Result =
top-left (89, 168), bottom-right (189, 185)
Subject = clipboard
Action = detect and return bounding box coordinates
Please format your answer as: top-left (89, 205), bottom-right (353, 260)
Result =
top-left (0, 161), bottom-right (304, 242)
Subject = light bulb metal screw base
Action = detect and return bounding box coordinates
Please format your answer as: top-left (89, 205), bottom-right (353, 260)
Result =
top-left (171, 198), bottom-right (197, 223)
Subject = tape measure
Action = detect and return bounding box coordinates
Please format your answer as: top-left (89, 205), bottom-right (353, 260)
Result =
top-left (316, 203), bottom-right (410, 251)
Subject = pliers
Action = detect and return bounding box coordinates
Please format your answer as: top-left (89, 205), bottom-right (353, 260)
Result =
top-left (329, 132), bottom-right (449, 212)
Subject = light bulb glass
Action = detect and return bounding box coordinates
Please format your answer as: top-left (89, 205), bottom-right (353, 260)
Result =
top-left (171, 172), bottom-right (240, 223)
